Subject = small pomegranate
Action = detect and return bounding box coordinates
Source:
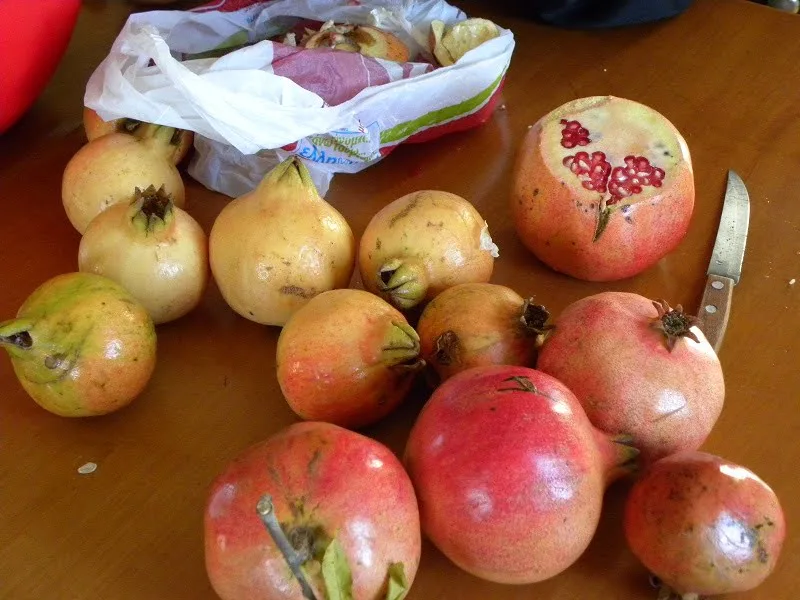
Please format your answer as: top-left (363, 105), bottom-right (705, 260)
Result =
top-left (0, 272), bottom-right (157, 417)
top-left (276, 288), bottom-right (424, 429)
top-left (358, 190), bottom-right (498, 312)
top-left (536, 291), bottom-right (725, 464)
top-left (78, 184), bottom-right (209, 325)
top-left (511, 95), bottom-right (695, 281)
top-left (302, 21), bottom-right (411, 62)
top-left (204, 421), bottom-right (421, 600)
top-left (403, 364), bottom-right (639, 584)
top-left (62, 127), bottom-right (186, 234)
top-left (416, 282), bottom-right (552, 384)
top-left (624, 450), bottom-right (786, 599)
top-left (82, 107), bottom-right (194, 165)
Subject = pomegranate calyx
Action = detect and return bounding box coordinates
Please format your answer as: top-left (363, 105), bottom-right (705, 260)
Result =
top-left (654, 582), bottom-right (698, 600)
top-left (256, 494), bottom-right (321, 600)
top-left (257, 156), bottom-right (318, 198)
top-left (651, 299), bottom-right (701, 351)
top-left (120, 118), bottom-right (143, 134)
top-left (376, 259), bottom-right (428, 310)
top-left (520, 300), bottom-right (554, 336)
top-left (138, 124), bottom-right (182, 158)
top-left (382, 321), bottom-right (425, 371)
top-left (131, 185), bottom-right (174, 233)
top-left (432, 330), bottom-right (460, 366)
top-left (0, 322), bottom-right (33, 351)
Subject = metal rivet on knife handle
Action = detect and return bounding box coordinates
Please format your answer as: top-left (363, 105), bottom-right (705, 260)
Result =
top-left (711, 280), bottom-right (725, 290)
top-left (705, 305), bottom-right (718, 314)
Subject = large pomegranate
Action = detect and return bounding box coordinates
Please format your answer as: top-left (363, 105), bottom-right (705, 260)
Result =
top-left (403, 364), bottom-right (638, 584)
top-left (510, 95), bottom-right (695, 281)
top-left (204, 421), bottom-right (422, 600)
top-left (536, 291), bottom-right (725, 464)
top-left (624, 450), bottom-right (786, 599)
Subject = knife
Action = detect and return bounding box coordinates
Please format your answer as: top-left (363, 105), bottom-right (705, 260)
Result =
top-left (695, 170), bottom-right (751, 353)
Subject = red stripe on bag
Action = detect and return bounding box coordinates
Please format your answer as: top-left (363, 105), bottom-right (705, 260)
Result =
top-left (193, 0), bottom-right (266, 12)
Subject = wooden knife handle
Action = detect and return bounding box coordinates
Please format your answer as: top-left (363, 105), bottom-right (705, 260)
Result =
top-left (696, 274), bottom-right (734, 354)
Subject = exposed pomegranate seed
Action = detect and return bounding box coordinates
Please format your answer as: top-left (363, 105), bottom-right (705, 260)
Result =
top-left (607, 156), bottom-right (666, 204)
top-left (563, 151), bottom-right (611, 193)
top-left (560, 119), bottom-right (591, 149)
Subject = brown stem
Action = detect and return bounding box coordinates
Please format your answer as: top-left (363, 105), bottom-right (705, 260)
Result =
top-left (520, 300), bottom-right (553, 336)
top-left (432, 330), bottom-right (459, 366)
top-left (256, 494), bottom-right (319, 600)
top-left (650, 299), bottom-right (701, 351)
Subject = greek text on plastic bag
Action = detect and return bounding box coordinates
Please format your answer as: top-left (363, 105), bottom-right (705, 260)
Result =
top-left (83, 0), bottom-right (515, 197)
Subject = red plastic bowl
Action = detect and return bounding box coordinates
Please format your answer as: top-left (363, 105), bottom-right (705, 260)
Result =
top-left (0, 0), bottom-right (82, 134)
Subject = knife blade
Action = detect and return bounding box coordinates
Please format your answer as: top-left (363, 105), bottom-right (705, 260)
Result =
top-left (695, 169), bottom-right (751, 353)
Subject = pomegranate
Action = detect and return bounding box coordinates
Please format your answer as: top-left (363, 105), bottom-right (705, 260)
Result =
top-left (204, 421), bottom-right (421, 600)
top-left (416, 282), bottom-right (552, 385)
top-left (276, 288), bottom-right (424, 429)
top-left (403, 364), bottom-right (639, 584)
top-left (358, 190), bottom-right (498, 312)
top-left (510, 95), bottom-right (695, 281)
top-left (209, 156), bottom-right (355, 326)
top-left (536, 292), bottom-right (725, 464)
top-left (82, 107), bottom-right (194, 165)
top-left (302, 21), bottom-right (411, 62)
top-left (78, 184), bottom-right (209, 325)
top-left (0, 272), bottom-right (157, 417)
top-left (624, 450), bottom-right (786, 599)
top-left (62, 128), bottom-right (186, 234)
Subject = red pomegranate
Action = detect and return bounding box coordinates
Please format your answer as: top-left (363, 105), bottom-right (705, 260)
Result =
top-left (536, 291), bottom-right (725, 464)
top-left (624, 450), bottom-right (786, 598)
top-left (204, 421), bottom-right (422, 600)
top-left (510, 95), bottom-right (695, 281)
top-left (403, 364), bottom-right (638, 584)
top-left (416, 282), bottom-right (552, 385)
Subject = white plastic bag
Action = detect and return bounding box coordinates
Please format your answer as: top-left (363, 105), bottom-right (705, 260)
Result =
top-left (84, 0), bottom-right (515, 197)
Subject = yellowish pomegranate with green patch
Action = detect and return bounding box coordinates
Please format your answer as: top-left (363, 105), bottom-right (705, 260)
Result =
top-left (0, 272), bottom-right (157, 417)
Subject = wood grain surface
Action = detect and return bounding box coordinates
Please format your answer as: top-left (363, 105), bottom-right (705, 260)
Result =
top-left (1, 1), bottom-right (799, 599)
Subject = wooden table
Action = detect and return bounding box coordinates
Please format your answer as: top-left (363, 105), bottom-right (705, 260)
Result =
top-left (1, 1), bottom-right (798, 598)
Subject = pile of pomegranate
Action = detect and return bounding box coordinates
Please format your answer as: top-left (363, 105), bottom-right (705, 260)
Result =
top-left (0, 26), bottom-right (785, 598)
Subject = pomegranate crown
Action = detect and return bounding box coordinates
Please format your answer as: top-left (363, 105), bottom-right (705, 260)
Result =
top-left (651, 299), bottom-right (701, 352)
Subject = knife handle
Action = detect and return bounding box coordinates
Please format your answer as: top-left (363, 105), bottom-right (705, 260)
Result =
top-left (696, 274), bottom-right (734, 354)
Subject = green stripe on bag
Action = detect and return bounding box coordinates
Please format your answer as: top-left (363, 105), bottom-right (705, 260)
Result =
top-left (380, 71), bottom-right (504, 145)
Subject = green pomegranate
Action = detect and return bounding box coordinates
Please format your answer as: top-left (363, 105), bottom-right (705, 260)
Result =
top-left (0, 272), bottom-right (157, 417)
